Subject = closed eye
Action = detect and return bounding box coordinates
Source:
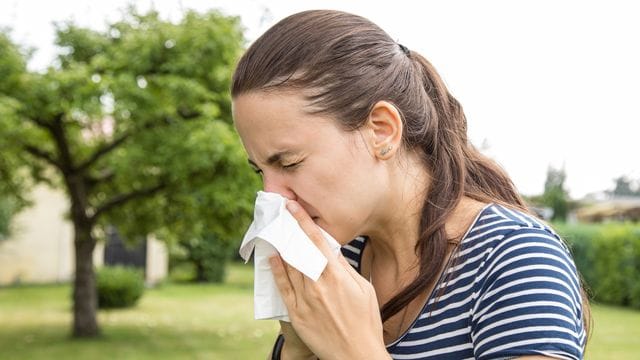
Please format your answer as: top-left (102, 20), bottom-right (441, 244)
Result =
top-left (282, 161), bottom-right (302, 170)
top-left (248, 164), bottom-right (262, 175)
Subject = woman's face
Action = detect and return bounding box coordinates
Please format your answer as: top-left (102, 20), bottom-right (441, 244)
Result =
top-left (232, 91), bottom-right (386, 245)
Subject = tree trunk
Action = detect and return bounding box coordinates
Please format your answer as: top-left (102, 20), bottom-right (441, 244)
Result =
top-left (72, 223), bottom-right (99, 337)
top-left (195, 261), bottom-right (206, 282)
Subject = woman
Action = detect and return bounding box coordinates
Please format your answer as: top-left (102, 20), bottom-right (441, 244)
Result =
top-left (231, 10), bottom-right (588, 360)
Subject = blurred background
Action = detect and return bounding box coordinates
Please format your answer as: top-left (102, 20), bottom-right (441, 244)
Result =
top-left (0, 0), bottom-right (638, 358)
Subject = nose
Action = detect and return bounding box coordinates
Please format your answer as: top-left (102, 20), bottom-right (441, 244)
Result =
top-left (262, 172), bottom-right (296, 200)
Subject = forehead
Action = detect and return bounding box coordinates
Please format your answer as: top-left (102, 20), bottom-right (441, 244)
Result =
top-left (232, 91), bottom-right (340, 153)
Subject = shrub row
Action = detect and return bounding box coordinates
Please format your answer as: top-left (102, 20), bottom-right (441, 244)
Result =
top-left (554, 222), bottom-right (640, 308)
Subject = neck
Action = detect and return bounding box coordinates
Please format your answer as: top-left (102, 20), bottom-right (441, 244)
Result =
top-left (362, 155), bottom-right (488, 279)
top-left (363, 153), bottom-right (428, 278)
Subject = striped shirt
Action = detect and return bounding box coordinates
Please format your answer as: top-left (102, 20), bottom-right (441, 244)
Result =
top-left (340, 203), bottom-right (586, 360)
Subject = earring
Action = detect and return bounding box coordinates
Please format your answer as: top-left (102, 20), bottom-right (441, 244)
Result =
top-left (380, 145), bottom-right (392, 156)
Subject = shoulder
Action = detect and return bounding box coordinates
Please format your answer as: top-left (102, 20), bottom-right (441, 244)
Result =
top-left (466, 204), bottom-right (580, 304)
top-left (467, 204), bottom-right (586, 359)
top-left (461, 204), bottom-right (573, 269)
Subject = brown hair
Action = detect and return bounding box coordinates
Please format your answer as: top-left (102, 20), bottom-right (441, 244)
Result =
top-left (232, 9), bottom-right (590, 336)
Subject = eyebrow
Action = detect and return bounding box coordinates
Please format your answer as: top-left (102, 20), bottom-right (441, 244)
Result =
top-left (247, 150), bottom-right (296, 168)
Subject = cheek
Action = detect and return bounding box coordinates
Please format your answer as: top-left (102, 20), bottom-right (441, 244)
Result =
top-left (312, 160), bottom-right (375, 242)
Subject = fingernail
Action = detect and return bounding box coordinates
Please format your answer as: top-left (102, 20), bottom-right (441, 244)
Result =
top-left (286, 200), bottom-right (299, 214)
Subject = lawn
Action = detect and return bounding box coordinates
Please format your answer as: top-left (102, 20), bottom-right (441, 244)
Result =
top-left (0, 263), bottom-right (279, 359)
top-left (0, 263), bottom-right (638, 359)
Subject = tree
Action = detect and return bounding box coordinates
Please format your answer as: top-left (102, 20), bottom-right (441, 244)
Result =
top-left (0, 9), bottom-right (259, 337)
top-left (608, 175), bottom-right (640, 197)
top-left (541, 165), bottom-right (569, 222)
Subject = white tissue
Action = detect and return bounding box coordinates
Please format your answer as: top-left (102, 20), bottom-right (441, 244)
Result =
top-left (238, 191), bottom-right (341, 321)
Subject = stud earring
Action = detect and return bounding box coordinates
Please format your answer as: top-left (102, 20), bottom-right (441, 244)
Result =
top-left (380, 145), bottom-right (392, 156)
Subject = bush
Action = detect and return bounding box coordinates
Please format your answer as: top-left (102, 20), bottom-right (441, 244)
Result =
top-left (556, 222), bottom-right (640, 308)
top-left (171, 234), bottom-right (234, 283)
top-left (96, 266), bottom-right (145, 309)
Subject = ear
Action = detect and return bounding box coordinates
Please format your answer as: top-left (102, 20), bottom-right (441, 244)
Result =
top-left (363, 101), bottom-right (403, 159)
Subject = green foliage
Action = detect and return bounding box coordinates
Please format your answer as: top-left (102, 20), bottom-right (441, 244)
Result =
top-left (0, 33), bottom-right (32, 238)
top-left (96, 266), bottom-right (145, 309)
top-left (556, 222), bottom-right (640, 308)
top-left (542, 166), bottom-right (569, 221)
top-left (178, 233), bottom-right (233, 283)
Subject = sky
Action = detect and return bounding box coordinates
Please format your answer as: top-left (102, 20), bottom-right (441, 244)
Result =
top-left (1, 0), bottom-right (638, 199)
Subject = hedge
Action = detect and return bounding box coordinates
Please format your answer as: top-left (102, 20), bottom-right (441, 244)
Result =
top-left (554, 222), bottom-right (640, 308)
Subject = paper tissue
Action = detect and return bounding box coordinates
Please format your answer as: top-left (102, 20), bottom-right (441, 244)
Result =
top-left (238, 191), bottom-right (341, 321)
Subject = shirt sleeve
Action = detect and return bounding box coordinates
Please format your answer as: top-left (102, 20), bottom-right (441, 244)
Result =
top-left (470, 226), bottom-right (587, 360)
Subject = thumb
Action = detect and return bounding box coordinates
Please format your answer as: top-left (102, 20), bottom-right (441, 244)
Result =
top-left (286, 200), bottom-right (335, 261)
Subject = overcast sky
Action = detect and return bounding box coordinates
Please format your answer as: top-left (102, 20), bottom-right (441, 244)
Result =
top-left (2, 0), bottom-right (638, 199)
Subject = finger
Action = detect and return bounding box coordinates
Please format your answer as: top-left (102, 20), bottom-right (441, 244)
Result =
top-left (280, 253), bottom-right (306, 292)
top-left (286, 200), bottom-right (336, 262)
top-left (269, 254), bottom-right (298, 308)
top-left (337, 253), bottom-right (367, 283)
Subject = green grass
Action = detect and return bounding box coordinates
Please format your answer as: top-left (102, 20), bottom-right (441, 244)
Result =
top-left (0, 263), bottom-right (278, 359)
top-left (586, 303), bottom-right (640, 359)
top-left (0, 263), bottom-right (639, 359)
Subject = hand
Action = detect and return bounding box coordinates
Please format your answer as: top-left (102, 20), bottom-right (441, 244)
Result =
top-left (269, 200), bottom-right (389, 360)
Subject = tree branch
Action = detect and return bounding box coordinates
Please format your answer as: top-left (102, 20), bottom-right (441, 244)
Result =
top-left (50, 113), bottom-right (75, 174)
top-left (77, 132), bottom-right (131, 173)
top-left (25, 116), bottom-right (55, 131)
top-left (23, 144), bottom-right (63, 169)
top-left (87, 168), bottom-right (116, 186)
top-left (90, 181), bottom-right (167, 221)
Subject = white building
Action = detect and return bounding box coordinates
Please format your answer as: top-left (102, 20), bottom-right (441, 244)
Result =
top-left (0, 185), bottom-right (167, 286)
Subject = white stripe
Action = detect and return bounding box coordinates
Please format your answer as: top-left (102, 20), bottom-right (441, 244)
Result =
top-left (482, 233), bottom-right (578, 287)
top-left (460, 225), bottom-right (521, 247)
top-left (488, 262), bottom-right (580, 301)
top-left (434, 243), bottom-right (577, 306)
top-left (399, 327), bottom-right (469, 347)
top-left (391, 343), bottom-right (473, 359)
top-left (479, 213), bottom-right (500, 221)
top-left (429, 273), bottom-right (479, 305)
top-left (479, 337), bottom-right (582, 358)
top-left (345, 257), bottom-right (358, 268)
top-left (410, 312), bottom-right (468, 333)
top-left (419, 293), bottom-right (474, 320)
top-left (482, 241), bottom-right (581, 298)
top-left (474, 300), bottom-right (576, 326)
top-left (506, 205), bottom-right (552, 231)
top-left (493, 205), bottom-right (532, 227)
top-left (476, 325), bottom-right (581, 353)
top-left (480, 279), bottom-right (579, 317)
top-left (476, 325), bottom-right (581, 352)
top-left (473, 312), bottom-right (577, 340)
top-left (342, 244), bottom-right (361, 254)
top-left (440, 247), bottom-right (494, 284)
top-left (530, 352), bottom-right (575, 360)
top-left (455, 233), bottom-right (502, 258)
top-left (468, 218), bottom-right (513, 234)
